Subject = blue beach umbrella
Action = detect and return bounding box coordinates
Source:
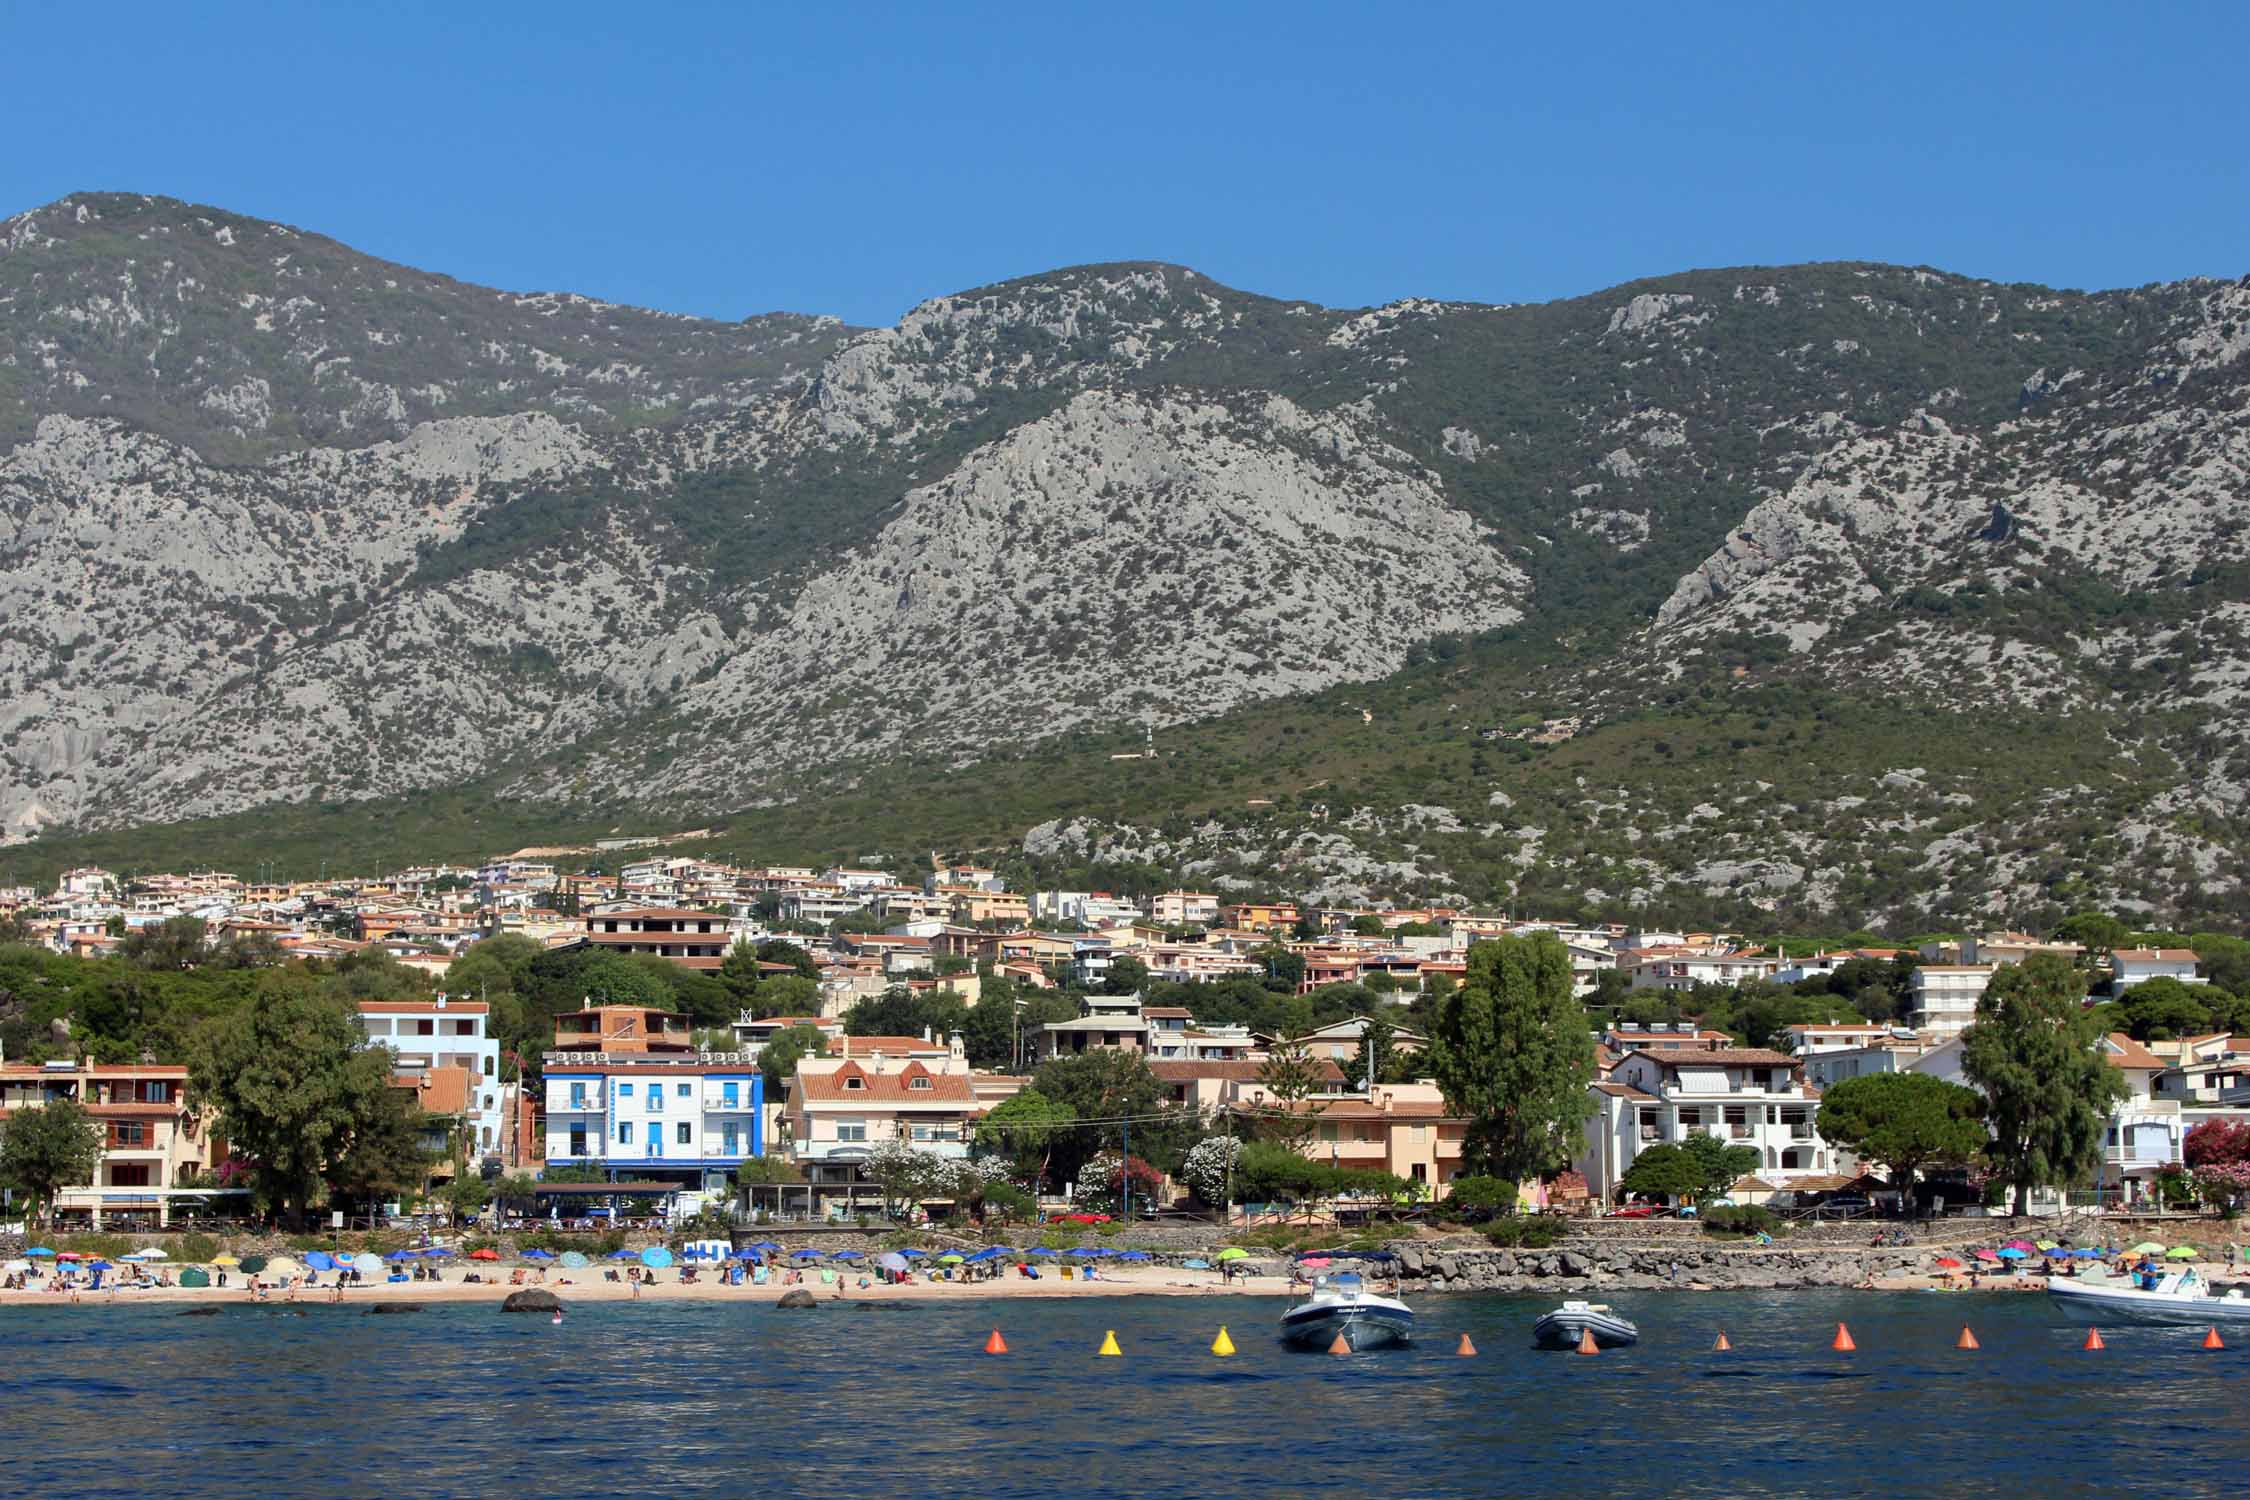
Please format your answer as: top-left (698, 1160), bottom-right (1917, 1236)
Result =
top-left (608, 1248), bottom-right (639, 1260)
top-left (897, 1248), bottom-right (927, 1260)
top-left (1067, 1247), bottom-right (1100, 1257)
top-left (559, 1251), bottom-right (590, 1269)
top-left (832, 1250), bottom-right (864, 1262)
top-left (304, 1251), bottom-right (336, 1272)
top-left (791, 1249), bottom-right (824, 1261)
top-left (1995, 1247), bottom-right (2029, 1260)
top-left (751, 1241), bottom-right (781, 1252)
top-left (1181, 1258), bottom-right (1211, 1270)
top-left (640, 1247), bottom-right (674, 1269)
top-left (1116, 1250), bottom-right (1152, 1262)
top-left (25, 1248), bottom-right (54, 1258)
top-left (522, 1249), bottom-right (556, 1261)
top-left (384, 1250), bottom-right (415, 1264)
top-left (1026, 1248), bottom-right (1057, 1258)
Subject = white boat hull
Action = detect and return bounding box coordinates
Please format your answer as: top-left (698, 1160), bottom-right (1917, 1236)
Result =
top-left (1280, 1298), bottom-right (1415, 1350)
top-left (2048, 1277), bottom-right (2250, 1327)
top-left (1533, 1307), bottom-right (1640, 1349)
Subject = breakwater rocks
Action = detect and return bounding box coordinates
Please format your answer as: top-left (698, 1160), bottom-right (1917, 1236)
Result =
top-left (1391, 1243), bottom-right (1929, 1292)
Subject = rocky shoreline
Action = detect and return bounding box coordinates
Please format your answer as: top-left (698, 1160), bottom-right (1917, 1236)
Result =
top-left (1390, 1243), bottom-right (1948, 1293)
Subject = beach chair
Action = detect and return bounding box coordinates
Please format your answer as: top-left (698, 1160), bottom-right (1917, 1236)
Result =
top-left (1060, 1266), bottom-right (1076, 1281)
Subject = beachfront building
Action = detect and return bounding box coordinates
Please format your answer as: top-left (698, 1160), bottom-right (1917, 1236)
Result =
top-left (783, 1034), bottom-right (979, 1209)
top-left (0, 1061), bottom-right (228, 1228)
top-left (541, 1005), bottom-right (764, 1194)
top-left (1576, 1048), bottom-right (1835, 1204)
top-left (580, 906), bottom-right (739, 971)
top-left (354, 998), bottom-right (504, 1159)
top-left (1228, 1082), bottom-right (1470, 1198)
top-left (1031, 993), bottom-right (1151, 1062)
top-left (2111, 948), bottom-right (2205, 992)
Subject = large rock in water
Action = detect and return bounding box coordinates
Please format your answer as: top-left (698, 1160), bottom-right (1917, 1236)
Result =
top-left (776, 1287), bottom-right (818, 1309)
top-left (501, 1288), bottom-right (563, 1313)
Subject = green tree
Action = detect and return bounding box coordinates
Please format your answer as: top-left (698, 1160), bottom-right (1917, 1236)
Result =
top-left (1678, 1131), bottom-right (1762, 1201)
top-left (436, 1173), bottom-right (493, 1226)
top-left (0, 1098), bottom-right (105, 1226)
top-left (757, 1023), bottom-right (828, 1095)
top-left (749, 973), bottom-right (820, 1020)
top-left (2117, 976), bottom-right (2216, 1041)
top-left (2052, 911), bottom-right (2132, 956)
top-left (757, 939), bottom-right (821, 981)
top-left (1101, 955), bottom-right (1149, 996)
top-left (1618, 1142), bottom-right (1703, 1202)
top-left (973, 1087), bottom-right (1075, 1187)
top-left (1428, 934), bottom-right (1597, 1181)
top-left (188, 975), bottom-right (415, 1225)
top-left (1252, 1040), bottom-right (1326, 1149)
top-left (120, 915), bottom-right (209, 971)
top-left (1962, 955), bottom-right (2127, 1215)
top-left (1815, 1072), bottom-right (1987, 1197)
top-left (1031, 1049), bottom-right (1171, 1185)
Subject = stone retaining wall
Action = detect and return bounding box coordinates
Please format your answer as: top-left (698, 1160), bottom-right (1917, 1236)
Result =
top-left (1391, 1242), bottom-right (1932, 1292)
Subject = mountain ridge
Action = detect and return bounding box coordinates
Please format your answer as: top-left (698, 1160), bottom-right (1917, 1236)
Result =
top-left (4, 192), bottom-right (2247, 931)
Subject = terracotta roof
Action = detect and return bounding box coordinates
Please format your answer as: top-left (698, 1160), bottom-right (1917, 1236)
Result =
top-left (2116, 948), bottom-right (2200, 962)
top-left (1627, 1048), bottom-right (1799, 1070)
top-left (2105, 1033), bottom-right (2166, 1069)
top-left (1149, 1059), bottom-right (1346, 1082)
top-left (1592, 1081), bottom-right (1656, 1100)
top-left (795, 1066), bottom-right (975, 1103)
top-left (400, 1066), bottom-right (473, 1115)
top-left (829, 1035), bottom-right (945, 1057)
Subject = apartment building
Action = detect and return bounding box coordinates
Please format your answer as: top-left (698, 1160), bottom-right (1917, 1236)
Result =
top-left (355, 998), bottom-right (504, 1158)
top-left (541, 1005), bottom-right (763, 1193)
top-left (1908, 965), bottom-right (1998, 1036)
top-left (581, 906), bottom-right (738, 971)
top-left (0, 1061), bottom-right (222, 1228)
top-left (1577, 1048), bottom-right (1832, 1203)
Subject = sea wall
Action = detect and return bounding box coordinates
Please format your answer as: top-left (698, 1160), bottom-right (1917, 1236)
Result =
top-left (1390, 1242), bottom-right (1936, 1292)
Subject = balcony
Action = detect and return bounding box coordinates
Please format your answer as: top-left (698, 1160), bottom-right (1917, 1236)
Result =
top-left (1789, 1125), bottom-right (1815, 1140)
top-left (2105, 1147), bottom-right (2178, 1167)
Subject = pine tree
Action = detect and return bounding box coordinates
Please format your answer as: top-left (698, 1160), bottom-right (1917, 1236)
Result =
top-left (1961, 955), bottom-right (2126, 1215)
top-left (1428, 933), bottom-right (1597, 1182)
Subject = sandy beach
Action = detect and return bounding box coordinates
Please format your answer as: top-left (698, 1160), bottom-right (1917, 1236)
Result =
top-left (0, 1264), bottom-right (1304, 1309)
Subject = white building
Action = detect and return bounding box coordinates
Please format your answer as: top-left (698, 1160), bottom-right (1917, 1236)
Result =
top-left (2112, 948), bottom-right (2204, 991)
top-left (542, 1057), bottom-right (765, 1192)
top-left (355, 999), bottom-right (504, 1158)
top-left (1577, 1047), bottom-right (1833, 1203)
top-left (1907, 965), bottom-right (1997, 1036)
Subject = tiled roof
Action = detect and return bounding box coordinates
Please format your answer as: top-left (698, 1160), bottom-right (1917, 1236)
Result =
top-left (357, 999), bottom-right (490, 1014)
top-left (1628, 1048), bottom-right (1799, 1070)
top-left (1149, 1059), bottom-right (1345, 1082)
top-left (2116, 948), bottom-right (2200, 962)
top-left (2105, 1033), bottom-right (2165, 1069)
top-left (795, 1067), bottom-right (974, 1103)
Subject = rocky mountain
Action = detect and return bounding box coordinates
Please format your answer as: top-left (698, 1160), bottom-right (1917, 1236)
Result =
top-left (5, 191), bottom-right (2248, 930)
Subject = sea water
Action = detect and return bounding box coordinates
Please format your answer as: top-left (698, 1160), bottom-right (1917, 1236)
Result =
top-left (2, 1290), bottom-right (2242, 1498)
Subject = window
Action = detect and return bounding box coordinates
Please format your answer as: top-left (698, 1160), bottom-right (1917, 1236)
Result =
top-left (569, 1083), bottom-right (587, 1109)
top-left (646, 1141), bottom-right (659, 1158)
top-left (619, 1121), bottom-right (635, 1145)
top-left (677, 1082), bottom-right (692, 1098)
top-left (722, 1082), bottom-right (740, 1109)
top-left (415, 1019), bottom-right (435, 1036)
top-left (484, 1057), bottom-right (495, 1077)
top-left (837, 1119), bottom-right (867, 1143)
top-left (114, 1122), bottom-right (147, 1146)
top-left (677, 1122), bottom-right (692, 1146)
top-left (569, 1126), bottom-right (587, 1157)
top-left (909, 1077), bottom-right (932, 1090)
top-left (618, 1083), bottom-right (634, 1098)
top-left (648, 1087), bottom-right (662, 1112)
top-left (844, 1076), bottom-right (864, 1090)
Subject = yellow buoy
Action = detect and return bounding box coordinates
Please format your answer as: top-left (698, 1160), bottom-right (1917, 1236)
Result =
top-left (1097, 1329), bottom-right (1122, 1357)
top-left (1211, 1325), bottom-right (1236, 1356)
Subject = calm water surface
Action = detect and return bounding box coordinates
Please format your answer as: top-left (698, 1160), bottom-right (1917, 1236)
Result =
top-left (4, 1290), bottom-right (2245, 1498)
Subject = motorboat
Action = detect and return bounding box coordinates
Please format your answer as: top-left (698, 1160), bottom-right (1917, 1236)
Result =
top-left (1279, 1271), bottom-right (1415, 1351)
top-left (2048, 1266), bottom-right (2250, 1326)
top-left (1533, 1299), bottom-right (1640, 1350)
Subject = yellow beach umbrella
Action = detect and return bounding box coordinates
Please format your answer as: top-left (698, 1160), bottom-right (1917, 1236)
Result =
top-left (210, 1253), bottom-right (240, 1266)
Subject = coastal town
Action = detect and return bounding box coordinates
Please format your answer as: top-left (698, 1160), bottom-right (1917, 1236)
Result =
top-left (3, 851), bottom-right (2243, 1262)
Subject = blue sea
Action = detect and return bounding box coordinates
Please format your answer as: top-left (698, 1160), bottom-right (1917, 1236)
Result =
top-left (4, 1290), bottom-right (2244, 1498)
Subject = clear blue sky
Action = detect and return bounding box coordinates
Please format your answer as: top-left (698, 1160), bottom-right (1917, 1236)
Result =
top-left (5, 1), bottom-right (2244, 327)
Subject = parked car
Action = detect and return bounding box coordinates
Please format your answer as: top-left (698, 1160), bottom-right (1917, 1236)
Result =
top-left (1610, 1203), bottom-right (1663, 1219)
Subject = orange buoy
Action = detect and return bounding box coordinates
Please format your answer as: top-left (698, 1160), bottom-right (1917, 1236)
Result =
top-left (1455, 1333), bottom-right (1477, 1357)
top-left (983, 1329), bottom-right (1008, 1355)
top-left (1328, 1331), bottom-right (1351, 1356)
top-left (1713, 1331), bottom-right (1732, 1352)
top-left (1576, 1326), bottom-right (1600, 1356)
top-left (1832, 1322), bottom-right (1857, 1352)
top-left (2083, 1327), bottom-right (2106, 1351)
top-left (1956, 1326), bottom-right (1980, 1350)
top-left (2205, 1326), bottom-right (2226, 1350)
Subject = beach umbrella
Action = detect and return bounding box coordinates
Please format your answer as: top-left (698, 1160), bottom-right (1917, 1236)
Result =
top-left (468, 1248), bottom-right (500, 1261)
top-left (1182, 1258), bottom-right (1211, 1270)
top-left (938, 1253), bottom-right (965, 1264)
top-left (25, 1248), bottom-right (55, 1258)
top-left (2073, 1248), bottom-right (2105, 1259)
top-left (238, 1255), bottom-right (269, 1274)
top-left (640, 1247), bottom-right (674, 1269)
top-left (1973, 1249), bottom-right (2001, 1262)
top-left (1995, 1248), bottom-right (2028, 1260)
top-left (178, 1267), bottom-right (210, 1288)
top-left (1215, 1248), bottom-right (1250, 1262)
top-left (56, 1252), bottom-right (82, 1261)
top-left (2128, 1241), bottom-right (2166, 1255)
top-left (424, 1248), bottom-right (453, 1260)
top-left (86, 1260), bottom-right (114, 1272)
top-left (1026, 1248), bottom-right (1057, 1258)
top-left (2168, 1246), bottom-right (2200, 1259)
top-left (3, 1260), bottom-right (28, 1273)
top-left (897, 1248), bottom-right (927, 1260)
top-left (522, 1248), bottom-right (556, 1261)
top-left (128, 1248), bottom-right (169, 1261)
top-left (263, 1257), bottom-right (302, 1279)
top-left (791, 1249), bottom-right (824, 1261)
top-left (559, 1251), bottom-right (590, 1269)
top-left (877, 1252), bottom-right (909, 1273)
top-left (1933, 1257), bottom-right (1964, 1269)
top-left (210, 1253), bottom-right (239, 1267)
top-left (304, 1251), bottom-right (336, 1272)
top-left (731, 1249), bottom-right (760, 1261)
top-left (2035, 1239), bottom-right (2061, 1251)
top-left (384, 1250), bottom-right (416, 1264)
top-left (2001, 1239), bottom-right (2037, 1252)
top-left (608, 1248), bottom-right (639, 1260)
top-left (1067, 1247), bottom-right (1099, 1257)
top-left (1116, 1250), bottom-right (1152, 1262)
top-left (832, 1250), bottom-right (864, 1262)
top-left (751, 1241), bottom-right (781, 1252)
top-left (352, 1252), bottom-right (383, 1276)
